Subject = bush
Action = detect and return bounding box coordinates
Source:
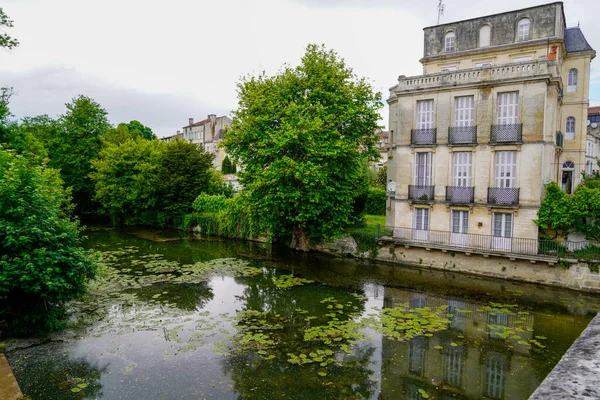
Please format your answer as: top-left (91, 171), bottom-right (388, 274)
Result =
top-left (0, 149), bottom-right (97, 336)
top-left (365, 187), bottom-right (386, 216)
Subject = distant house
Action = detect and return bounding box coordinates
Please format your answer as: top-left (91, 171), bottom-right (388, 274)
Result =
top-left (374, 129), bottom-right (389, 169)
top-left (162, 114), bottom-right (233, 171)
top-left (587, 106), bottom-right (600, 174)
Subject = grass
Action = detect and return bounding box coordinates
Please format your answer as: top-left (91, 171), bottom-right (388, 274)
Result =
top-left (346, 214), bottom-right (388, 236)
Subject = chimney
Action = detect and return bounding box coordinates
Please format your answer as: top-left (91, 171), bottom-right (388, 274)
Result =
top-left (189, 118), bottom-right (194, 126)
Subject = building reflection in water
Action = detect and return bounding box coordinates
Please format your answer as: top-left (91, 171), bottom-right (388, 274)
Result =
top-left (378, 286), bottom-right (580, 400)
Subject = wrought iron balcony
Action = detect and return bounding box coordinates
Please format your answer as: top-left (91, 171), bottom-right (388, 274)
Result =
top-left (409, 185), bottom-right (435, 201)
top-left (490, 124), bottom-right (523, 143)
top-left (448, 126), bottom-right (477, 145)
top-left (556, 131), bottom-right (564, 147)
top-left (410, 128), bottom-right (437, 145)
top-left (487, 187), bottom-right (520, 206)
top-left (445, 186), bottom-right (475, 204)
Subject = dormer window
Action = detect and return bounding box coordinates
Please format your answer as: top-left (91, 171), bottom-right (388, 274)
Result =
top-left (479, 25), bottom-right (491, 47)
top-left (567, 69), bottom-right (578, 92)
top-left (445, 32), bottom-right (456, 53)
top-left (517, 18), bottom-right (530, 41)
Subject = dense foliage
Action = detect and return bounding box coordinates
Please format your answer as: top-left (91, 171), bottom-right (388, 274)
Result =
top-left (537, 181), bottom-right (600, 241)
top-left (0, 148), bottom-right (96, 335)
top-left (223, 44), bottom-right (382, 250)
top-left (365, 187), bottom-right (386, 216)
top-left (91, 139), bottom-right (219, 227)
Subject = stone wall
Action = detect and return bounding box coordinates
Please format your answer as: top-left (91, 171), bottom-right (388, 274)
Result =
top-left (318, 237), bottom-right (600, 293)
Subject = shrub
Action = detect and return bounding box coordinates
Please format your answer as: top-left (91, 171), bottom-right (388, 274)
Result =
top-left (365, 187), bottom-right (386, 216)
top-left (0, 149), bottom-right (96, 335)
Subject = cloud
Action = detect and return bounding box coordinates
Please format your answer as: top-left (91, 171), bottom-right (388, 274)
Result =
top-left (0, 66), bottom-right (226, 137)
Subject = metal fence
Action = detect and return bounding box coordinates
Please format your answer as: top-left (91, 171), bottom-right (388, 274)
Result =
top-left (448, 126), bottom-right (478, 145)
top-left (487, 187), bottom-right (520, 206)
top-left (410, 128), bottom-right (437, 145)
top-left (409, 185), bottom-right (435, 201)
top-left (390, 227), bottom-right (598, 260)
top-left (490, 124), bottom-right (523, 143)
top-left (446, 186), bottom-right (475, 204)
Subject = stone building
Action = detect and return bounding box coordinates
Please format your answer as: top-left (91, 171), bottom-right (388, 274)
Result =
top-left (386, 2), bottom-right (595, 254)
top-left (587, 106), bottom-right (600, 174)
top-left (374, 129), bottom-right (390, 169)
top-left (163, 114), bottom-right (232, 171)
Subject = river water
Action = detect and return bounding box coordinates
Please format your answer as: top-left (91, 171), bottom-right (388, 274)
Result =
top-left (6, 228), bottom-right (600, 400)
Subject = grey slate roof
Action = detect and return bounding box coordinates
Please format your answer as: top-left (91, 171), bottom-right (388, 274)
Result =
top-left (565, 27), bottom-right (595, 54)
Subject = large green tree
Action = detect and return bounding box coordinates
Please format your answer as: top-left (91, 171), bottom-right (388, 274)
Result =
top-left (223, 44), bottom-right (382, 250)
top-left (45, 96), bottom-right (112, 214)
top-left (90, 138), bottom-right (165, 225)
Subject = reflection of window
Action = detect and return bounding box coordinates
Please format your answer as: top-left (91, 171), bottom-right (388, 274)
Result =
top-left (445, 31), bottom-right (456, 52)
top-left (485, 351), bottom-right (506, 399)
top-left (488, 311), bottom-right (509, 339)
top-left (404, 382), bottom-right (425, 400)
top-left (445, 344), bottom-right (464, 387)
top-left (410, 294), bottom-right (427, 309)
top-left (448, 300), bottom-right (466, 331)
top-left (517, 18), bottom-right (530, 41)
top-left (409, 336), bottom-right (427, 376)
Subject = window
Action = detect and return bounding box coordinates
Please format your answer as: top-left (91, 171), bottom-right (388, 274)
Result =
top-left (566, 117), bottom-right (576, 140)
top-left (445, 31), bottom-right (456, 52)
top-left (408, 336), bottom-right (427, 376)
top-left (567, 69), bottom-right (578, 92)
top-left (417, 100), bottom-right (434, 129)
top-left (414, 208), bottom-right (430, 231)
top-left (453, 152), bottom-right (472, 187)
top-left (517, 18), bottom-right (530, 41)
top-left (454, 96), bottom-right (474, 127)
top-left (479, 25), bottom-right (491, 47)
top-left (445, 344), bottom-right (464, 387)
top-left (495, 151), bottom-right (516, 188)
top-left (414, 152), bottom-right (432, 186)
top-left (497, 92), bottom-right (519, 125)
top-left (452, 210), bottom-right (469, 234)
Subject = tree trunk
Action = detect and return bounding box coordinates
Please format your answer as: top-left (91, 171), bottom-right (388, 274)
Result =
top-left (290, 226), bottom-right (310, 252)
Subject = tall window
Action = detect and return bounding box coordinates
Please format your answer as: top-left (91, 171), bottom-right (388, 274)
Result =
top-left (445, 31), bottom-right (456, 52)
top-left (453, 152), bottom-right (472, 187)
top-left (414, 152), bottom-right (433, 186)
top-left (452, 210), bottom-right (469, 235)
top-left (479, 25), bottom-right (491, 47)
top-left (566, 117), bottom-right (576, 140)
top-left (417, 100), bottom-right (434, 129)
top-left (517, 18), bottom-right (530, 41)
top-left (414, 208), bottom-right (430, 231)
top-left (567, 69), bottom-right (578, 92)
top-left (445, 344), bottom-right (464, 387)
top-left (454, 96), bottom-right (474, 127)
top-left (562, 161), bottom-right (575, 194)
top-left (497, 92), bottom-right (519, 125)
top-left (485, 352), bottom-right (506, 399)
top-left (495, 151), bottom-right (516, 188)
top-left (493, 213), bottom-right (513, 239)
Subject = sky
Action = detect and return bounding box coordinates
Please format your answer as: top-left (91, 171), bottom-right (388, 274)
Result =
top-left (1, 0), bottom-right (599, 137)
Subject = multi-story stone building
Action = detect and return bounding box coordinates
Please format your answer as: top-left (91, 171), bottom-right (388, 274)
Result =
top-left (163, 114), bottom-right (232, 171)
top-left (386, 2), bottom-right (595, 254)
top-left (587, 106), bottom-right (600, 174)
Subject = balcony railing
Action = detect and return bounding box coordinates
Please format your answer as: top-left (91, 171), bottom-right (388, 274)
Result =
top-left (409, 185), bottom-right (435, 201)
top-left (448, 126), bottom-right (478, 145)
top-left (445, 186), bottom-right (475, 204)
top-left (411, 128), bottom-right (437, 145)
top-left (487, 187), bottom-right (520, 206)
top-left (490, 124), bottom-right (523, 143)
top-left (388, 227), bottom-right (595, 260)
top-left (556, 131), bottom-right (564, 147)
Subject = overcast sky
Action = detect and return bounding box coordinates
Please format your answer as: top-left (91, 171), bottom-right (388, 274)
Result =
top-left (1, 0), bottom-right (599, 136)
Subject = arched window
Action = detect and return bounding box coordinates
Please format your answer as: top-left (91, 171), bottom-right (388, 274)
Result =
top-left (517, 18), bottom-right (530, 41)
top-left (479, 25), bottom-right (491, 47)
top-left (562, 161), bottom-right (575, 193)
top-left (567, 69), bottom-right (578, 92)
top-left (566, 117), bottom-right (576, 140)
top-left (445, 31), bottom-right (456, 53)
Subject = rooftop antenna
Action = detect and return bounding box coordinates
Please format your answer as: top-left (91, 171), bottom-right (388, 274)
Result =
top-left (437, 0), bottom-right (445, 25)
